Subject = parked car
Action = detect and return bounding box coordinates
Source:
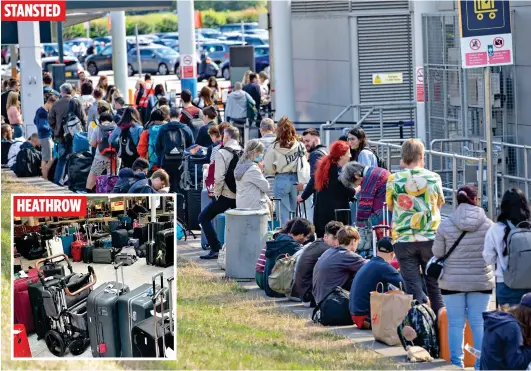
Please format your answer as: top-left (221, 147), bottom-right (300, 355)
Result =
top-left (199, 41), bottom-right (240, 64)
top-left (41, 56), bottom-right (84, 78)
top-left (160, 32), bottom-right (179, 46)
top-left (93, 36), bottom-right (112, 45)
top-left (41, 43), bottom-right (73, 58)
top-left (219, 23), bottom-right (259, 34)
top-left (85, 39), bottom-right (151, 75)
top-left (224, 34), bottom-right (269, 46)
top-left (127, 45), bottom-right (178, 76)
top-left (196, 28), bottom-right (225, 40)
top-left (219, 45), bottom-right (269, 81)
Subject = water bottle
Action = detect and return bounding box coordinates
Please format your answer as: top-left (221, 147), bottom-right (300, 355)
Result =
top-left (465, 343), bottom-right (481, 358)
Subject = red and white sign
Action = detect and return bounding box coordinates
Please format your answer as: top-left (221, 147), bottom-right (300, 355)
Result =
top-left (13, 196), bottom-right (87, 217)
top-left (416, 66), bottom-right (424, 103)
top-left (1, 1), bottom-right (66, 22)
top-left (180, 54), bottom-right (196, 79)
top-left (461, 34), bottom-right (513, 69)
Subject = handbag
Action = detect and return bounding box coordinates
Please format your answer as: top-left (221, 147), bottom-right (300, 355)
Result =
top-left (426, 231), bottom-right (467, 280)
top-left (312, 286), bottom-right (353, 326)
top-left (296, 143), bottom-right (310, 184)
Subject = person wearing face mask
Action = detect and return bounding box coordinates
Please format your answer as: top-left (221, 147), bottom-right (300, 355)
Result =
top-left (234, 139), bottom-right (270, 212)
top-left (312, 140), bottom-right (356, 238)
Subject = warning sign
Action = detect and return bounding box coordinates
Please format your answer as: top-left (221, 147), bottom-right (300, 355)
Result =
top-left (416, 67), bottom-right (424, 83)
top-left (416, 66), bottom-right (424, 103)
top-left (470, 38), bottom-right (481, 50)
top-left (372, 73), bottom-right (403, 85)
top-left (493, 36), bottom-right (504, 48)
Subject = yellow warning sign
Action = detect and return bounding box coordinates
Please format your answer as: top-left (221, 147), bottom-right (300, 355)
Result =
top-left (372, 73), bottom-right (403, 85)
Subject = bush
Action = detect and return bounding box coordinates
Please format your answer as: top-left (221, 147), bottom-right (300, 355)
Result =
top-left (201, 9), bottom-right (227, 28)
top-left (64, 24), bottom-right (85, 39)
top-left (226, 8), bottom-right (262, 24)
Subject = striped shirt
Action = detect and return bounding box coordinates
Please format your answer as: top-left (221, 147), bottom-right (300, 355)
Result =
top-left (255, 246), bottom-right (267, 273)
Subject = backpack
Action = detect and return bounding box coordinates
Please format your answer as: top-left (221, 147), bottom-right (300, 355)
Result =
top-left (268, 254), bottom-right (297, 294)
top-left (117, 127), bottom-right (139, 168)
top-left (312, 286), bottom-right (354, 326)
top-left (62, 99), bottom-right (83, 140)
top-left (1, 140), bottom-right (13, 165)
top-left (364, 147), bottom-right (387, 169)
top-left (246, 96), bottom-right (257, 122)
top-left (177, 223), bottom-right (185, 241)
top-left (147, 124), bottom-right (162, 170)
top-left (222, 147), bottom-right (243, 194)
top-left (397, 303), bottom-right (439, 358)
top-left (97, 123), bottom-right (118, 157)
top-left (163, 126), bottom-right (186, 162)
top-left (12, 146), bottom-right (42, 177)
top-left (502, 221), bottom-right (531, 289)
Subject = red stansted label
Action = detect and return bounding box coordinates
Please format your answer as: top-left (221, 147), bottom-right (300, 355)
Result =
top-left (1, 1), bottom-right (66, 22)
top-left (13, 196), bottom-right (87, 217)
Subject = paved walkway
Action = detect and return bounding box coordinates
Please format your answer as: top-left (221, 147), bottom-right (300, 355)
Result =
top-left (2, 169), bottom-right (73, 193)
top-left (177, 237), bottom-right (457, 370)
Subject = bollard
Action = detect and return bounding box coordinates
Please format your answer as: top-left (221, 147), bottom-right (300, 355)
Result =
top-left (128, 89), bottom-right (134, 106)
top-left (224, 208), bottom-right (269, 279)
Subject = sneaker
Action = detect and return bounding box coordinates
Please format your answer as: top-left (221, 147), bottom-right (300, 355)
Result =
top-left (302, 301), bottom-right (312, 308)
top-left (200, 250), bottom-right (219, 260)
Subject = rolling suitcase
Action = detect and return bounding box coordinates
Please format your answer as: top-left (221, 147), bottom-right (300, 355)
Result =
top-left (132, 274), bottom-right (175, 358)
top-left (13, 324), bottom-right (32, 358)
top-left (60, 230), bottom-right (74, 256)
top-left (95, 237), bottom-right (113, 248)
top-left (28, 282), bottom-right (51, 339)
top-left (155, 229), bottom-right (174, 268)
top-left (438, 307), bottom-right (476, 367)
top-left (87, 263), bottom-right (130, 357)
top-left (115, 246), bottom-right (137, 266)
top-left (71, 240), bottom-right (85, 262)
top-left (200, 188), bottom-right (212, 249)
top-left (112, 229), bottom-right (129, 249)
top-left (45, 236), bottom-right (64, 261)
top-left (83, 224), bottom-right (95, 263)
top-left (14, 269), bottom-right (40, 334)
top-left (186, 189), bottom-right (202, 230)
top-left (147, 222), bottom-right (164, 266)
top-left (116, 283), bottom-right (169, 357)
top-left (41, 260), bottom-right (65, 278)
top-left (92, 248), bottom-right (114, 264)
top-left (133, 225), bottom-right (148, 245)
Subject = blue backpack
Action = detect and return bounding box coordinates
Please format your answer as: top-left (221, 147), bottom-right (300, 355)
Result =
top-left (177, 223), bottom-right (185, 241)
top-left (147, 124), bottom-right (162, 170)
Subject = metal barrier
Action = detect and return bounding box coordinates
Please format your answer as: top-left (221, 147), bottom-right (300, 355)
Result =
top-left (369, 140), bottom-right (484, 211)
top-left (320, 101), bottom-right (417, 147)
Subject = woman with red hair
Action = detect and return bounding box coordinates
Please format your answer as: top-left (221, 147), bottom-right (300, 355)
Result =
top-left (313, 140), bottom-right (355, 237)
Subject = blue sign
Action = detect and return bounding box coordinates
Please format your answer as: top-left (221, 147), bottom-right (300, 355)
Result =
top-left (488, 45), bottom-right (494, 56)
top-left (459, 0), bottom-right (511, 37)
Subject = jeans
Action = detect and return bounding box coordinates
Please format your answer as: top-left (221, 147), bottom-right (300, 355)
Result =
top-left (301, 193), bottom-right (313, 222)
top-left (274, 173), bottom-right (298, 228)
top-left (11, 124), bottom-right (22, 139)
top-left (394, 240), bottom-right (444, 315)
top-left (198, 195), bottom-right (235, 252)
top-left (496, 282), bottom-right (531, 307)
top-left (54, 140), bottom-right (72, 186)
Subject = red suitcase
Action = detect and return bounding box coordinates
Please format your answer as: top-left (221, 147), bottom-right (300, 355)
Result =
top-left (14, 324), bottom-right (32, 358)
top-left (71, 240), bottom-right (85, 262)
top-left (13, 269), bottom-right (40, 333)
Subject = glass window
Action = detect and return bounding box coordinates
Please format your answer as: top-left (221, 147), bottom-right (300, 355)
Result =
top-left (155, 48), bottom-right (178, 57)
top-left (101, 46), bottom-right (112, 56)
top-left (140, 49), bottom-right (154, 57)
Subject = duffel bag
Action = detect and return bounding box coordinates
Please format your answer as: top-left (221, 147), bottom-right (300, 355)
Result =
top-left (312, 286), bottom-right (353, 326)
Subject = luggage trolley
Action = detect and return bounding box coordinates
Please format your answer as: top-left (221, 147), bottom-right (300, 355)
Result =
top-left (371, 203), bottom-right (391, 259)
top-left (36, 254), bottom-right (97, 357)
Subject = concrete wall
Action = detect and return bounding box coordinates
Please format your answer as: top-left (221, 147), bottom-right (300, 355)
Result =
top-left (291, 15), bottom-right (352, 122)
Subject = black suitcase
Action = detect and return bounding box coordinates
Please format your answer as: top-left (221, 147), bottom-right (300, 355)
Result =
top-left (155, 229), bottom-right (174, 268)
top-left (116, 283), bottom-right (169, 357)
top-left (185, 189), bottom-right (201, 230)
top-left (66, 151), bottom-right (94, 192)
top-left (28, 282), bottom-right (51, 339)
top-left (92, 248), bottom-right (114, 264)
top-left (41, 261), bottom-right (65, 277)
top-left (133, 225), bottom-right (148, 245)
top-left (147, 222), bottom-right (164, 266)
top-left (112, 229), bottom-right (129, 249)
top-left (132, 274), bottom-right (174, 358)
top-left (87, 263), bottom-right (130, 357)
top-left (83, 244), bottom-right (94, 263)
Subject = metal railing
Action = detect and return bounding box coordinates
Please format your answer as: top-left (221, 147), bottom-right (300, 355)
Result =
top-left (370, 140), bottom-right (484, 211)
top-left (320, 101), bottom-right (417, 147)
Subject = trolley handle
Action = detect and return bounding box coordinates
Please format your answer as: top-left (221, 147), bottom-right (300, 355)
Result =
top-left (35, 253), bottom-right (73, 273)
top-left (152, 272), bottom-right (164, 294)
top-left (371, 225), bottom-right (391, 230)
top-left (64, 266), bottom-right (96, 296)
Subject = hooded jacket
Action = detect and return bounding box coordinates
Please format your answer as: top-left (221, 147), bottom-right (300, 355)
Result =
top-left (263, 140), bottom-right (307, 176)
top-left (432, 203), bottom-right (494, 292)
top-left (128, 175), bottom-right (157, 194)
top-left (155, 120), bottom-right (194, 166)
top-left (225, 89), bottom-right (255, 121)
top-left (112, 169), bottom-right (146, 193)
top-left (301, 144), bottom-right (327, 200)
top-left (213, 139), bottom-right (242, 199)
top-left (264, 234), bottom-right (302, 298)
top-left (290, 239), bottom-right (331, 301)
top-left (234, 159), bottom-right (270, 212)
top-left (480, 311), bottom-right (531, 370)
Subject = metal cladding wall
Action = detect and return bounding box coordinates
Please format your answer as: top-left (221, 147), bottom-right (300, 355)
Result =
top-left (290, 0), bottom-right (414, 139)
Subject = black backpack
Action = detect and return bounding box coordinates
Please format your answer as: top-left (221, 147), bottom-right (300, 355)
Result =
top-left (117, 127), bottom-right (139, 168)
top-left (163, 126), bottom-right (186, 162)
top-left (222, 147), bottom-right (243, 194)
top-left (12, 146), bottom-right (42, 177)
top-left (312, 286), bottom-right (354, 326)
top-left (97, 123), bottom-right (118, 157)
top-left (365, 148), bottom-right (387, 169)
top-left (1, 140), bottom-right (13, 165)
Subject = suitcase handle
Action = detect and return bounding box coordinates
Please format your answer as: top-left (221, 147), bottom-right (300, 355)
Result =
top-left (113, 262), bottom-right (125, 292)
top-left (35, 253), bottom-right (73, 273)
top-left (65, 266), bottom-right (96, 296)
top-left (167, 276), bottom-right (175, 337)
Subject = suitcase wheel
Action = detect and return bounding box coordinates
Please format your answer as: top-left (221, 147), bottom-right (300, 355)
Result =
top-left (69, 338), bottom-right (89, 356)
top-left (45, 330), bottom-right (66, 357)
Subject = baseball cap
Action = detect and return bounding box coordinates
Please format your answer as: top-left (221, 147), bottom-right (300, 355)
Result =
top-left (377, 237), bottom-right (394, 253)
top-left (521, 292), bottom-right (531, 308)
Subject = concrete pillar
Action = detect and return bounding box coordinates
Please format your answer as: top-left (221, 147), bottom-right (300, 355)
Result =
top-left (177, 0), bottom-right (198, 99)
top-left (111, 11), bottom-right (129, 104)
top-left (17, 22), bottom-right (43, 138)
top-left (412, 0), bottom-right (438, 143)
top-left (271, 0), bottom-right (296, 120)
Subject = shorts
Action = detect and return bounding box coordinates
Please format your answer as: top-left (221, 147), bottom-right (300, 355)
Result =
top-left (40, 137), bottom-right (53, 162)
top-left (89, 156), bottom-right (121, 176)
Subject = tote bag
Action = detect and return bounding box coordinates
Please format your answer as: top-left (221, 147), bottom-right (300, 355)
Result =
top-left (296, 143), bottom-right (310, 184)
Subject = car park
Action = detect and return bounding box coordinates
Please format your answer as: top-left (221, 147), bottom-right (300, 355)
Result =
top-left (127, 45), bottom-right (179, 76)
top-left (92, 36), bottom-right (112, 45)
top-left (41, 56), bottom-right (84, 78)
top-left (224, 34), bottom-right (269, 46)
top-left (219, 45), bottom-right (269, 81)
top-left (85, 39), bottom-right (151, 75)
top-left (196, 28), bottom-right (225, 41)
top-left (199, 41), bottom-right (240, 64)
top-left (219, 23), bottom-right (259, 34)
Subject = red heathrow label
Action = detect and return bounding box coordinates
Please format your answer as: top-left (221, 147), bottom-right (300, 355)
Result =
top-left (1, 1), bottom-right (66, 22)
top-left (13, 196), bottom-right (87, 217)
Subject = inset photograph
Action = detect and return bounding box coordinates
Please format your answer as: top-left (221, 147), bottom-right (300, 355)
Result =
top-left (12, 195), bottom-right (176, 359)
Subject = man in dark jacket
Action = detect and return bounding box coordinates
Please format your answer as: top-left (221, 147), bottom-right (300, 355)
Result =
top-left (112, 158), bottom-right (149, 193)
top-left (291, 221), bottom-right (343, 307)
top-left (349, 237), bottom-right (405, 329)
top-left (156, 107), bottom-right (194, 193)
top-left (297, 128), bottom-right (327, 222)
top-left (42, 74), bottom-right (60, 100)
top-left (243, 73), bottom-right (262, 123)
top-left (48, 83), bottom-right (87, 185)
top-left (1, 79), bottom-right (19, 124)
top-left (480, 293), bottom-right (531, 370)
top-left (129, 169), bottom-right (170, 193)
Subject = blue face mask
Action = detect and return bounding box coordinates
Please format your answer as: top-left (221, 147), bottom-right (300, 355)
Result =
top-left (254, 154), bottom-right (264, 163)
